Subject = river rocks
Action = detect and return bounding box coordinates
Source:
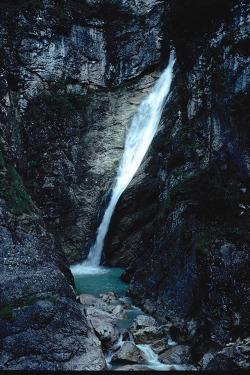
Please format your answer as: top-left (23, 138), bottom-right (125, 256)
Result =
top-left (114, 364), bottom-right (154, 371)
top-left (100, 292), bottom-right (118, 304)
top-left (159, 345), bottom-right (192, 365)
top-left (131, 315), bottom-right (158, 332)
top-left (88, 316), bottom-right (119, 349)
top-left (133, 326), bottom-right (166, 345)
top-left (81, 294), bottom-right (119, 349)
top-left (120, 329), bottom-right (130, 342)
top-left (85, 307), bottom-right (117, 326)
top-left (111, 342), bottom-right (147, 364)
top-left (200, 337), bottom-right (250, 371)
top-left (113, 304), bottom-right (127, 320)
top-left (79, 294), bottom-right (112, 313)
top-left (150, 338), bottom-right (169, 355)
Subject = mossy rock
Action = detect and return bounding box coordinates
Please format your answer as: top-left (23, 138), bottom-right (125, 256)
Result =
top-left (0, 166), bottom-right (31, 215)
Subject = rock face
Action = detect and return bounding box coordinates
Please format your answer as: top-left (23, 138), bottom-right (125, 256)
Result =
top-left (105, 0), bottom-right (250, 363)
top-left (0, 0), bottom-right (167, 263)
top-left (0, 0), bottom-right (167, 370)
top-left (199, 338), bottom-right (250, 371)
top-left (0, 198), bottom-right (106, 370)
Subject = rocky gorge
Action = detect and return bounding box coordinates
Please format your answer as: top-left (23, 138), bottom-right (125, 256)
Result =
top-left (0, 0), bottom-right (249, 371)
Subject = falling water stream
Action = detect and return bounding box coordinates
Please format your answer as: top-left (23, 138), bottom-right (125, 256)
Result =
top-left (69, 53), bottom-right (190, 371)
top-left (71, 51), bottom-right (175, 275)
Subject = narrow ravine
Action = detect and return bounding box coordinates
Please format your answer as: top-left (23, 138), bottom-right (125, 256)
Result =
top-left (69, 51), bottom-right (193, 371)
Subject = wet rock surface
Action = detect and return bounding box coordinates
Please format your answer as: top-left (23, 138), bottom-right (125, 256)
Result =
top-left (159, 345), bottom-right (192, 365)
top-left (114, 364), bottom-right (154, 371)
top-left (78, 291), bottom-right (198, 370)
top-left (111, 341), bottom-right (147, 364)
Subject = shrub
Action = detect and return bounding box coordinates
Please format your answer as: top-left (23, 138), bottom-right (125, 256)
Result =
top-left (0, 166), bottom-right (31, 215)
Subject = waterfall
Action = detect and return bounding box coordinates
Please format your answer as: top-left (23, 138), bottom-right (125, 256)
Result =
top-left (71, 52), bottom-right (175, 274)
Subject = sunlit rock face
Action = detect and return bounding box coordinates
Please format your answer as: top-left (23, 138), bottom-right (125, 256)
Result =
top-left (0, 0), bottom-right (168, 262)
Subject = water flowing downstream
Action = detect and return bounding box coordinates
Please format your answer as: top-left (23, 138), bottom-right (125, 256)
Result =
top-left (71, 52), bottom-right (175, 275)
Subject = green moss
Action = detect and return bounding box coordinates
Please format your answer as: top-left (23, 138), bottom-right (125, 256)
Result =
top-left (0, 166), bottom-right (31, 215)
top-left (46, 294), bottom-right (57, 304)
top-left (0, 294), bottom-right (38, 322)
top-left (23, 284), bottom-right (32, 292)
top-left (0, 293), bottom-right (58, 322)
top-left (192, 227), bottom-right (219, 255)
top-left (47, 5), bottom-right (69, 23)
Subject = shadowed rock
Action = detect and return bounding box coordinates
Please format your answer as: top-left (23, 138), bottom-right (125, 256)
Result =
top-left (159, 345), bottom-right (192, 365)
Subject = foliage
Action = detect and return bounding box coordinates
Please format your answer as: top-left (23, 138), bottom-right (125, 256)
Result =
top-left (47, 4), bottom-right (69, 23)
top-left (192, 227), bottom-right (219, 255)
top-left (0, 166), bottom-right (31, 215)
top-left (0, 295), bottom-right (37, 322)
top-left (0, 294), bottom-right (58, 322)
top-left (27, 82), bottom-right (95, 123)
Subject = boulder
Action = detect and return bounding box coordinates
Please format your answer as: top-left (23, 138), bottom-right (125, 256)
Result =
top-left (111, 342), bottom-right (147, 364)
top-left (133, 326), bottom-right (166, 345)
top-left (203, 338), bottom-right (250, 371)
top-left (88, 316), bottom-right (118, 349)
top-left (113, 305), bottom-right (127, 320)
top-left (114, 364), bottom-right (154, 371)
top-left (100, 291), bottom-right (118, 304)
top-left (159, 345), bottom-right (192, 365)
top-left (120, 329), bottom-right (130, 342)
top-left (85, 306), bottom-right (117, 325)
top-left (79, 294), bottom-right (111, 313)
top-left (150, 338), bottom-right (169, 355)
top-left (130, 315), bottom-right (158, 333)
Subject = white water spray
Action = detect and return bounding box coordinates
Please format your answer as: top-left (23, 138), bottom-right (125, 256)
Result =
top-left (71, 52), bottom-right (175, 275)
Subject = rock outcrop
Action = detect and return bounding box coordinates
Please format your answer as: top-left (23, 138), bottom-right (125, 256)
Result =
top-left (0, 0), bottom-right (167, 370)
top-left (0, 196), bottom-right (106, 370)
top-left (105, 0), bottom-right (250, 364)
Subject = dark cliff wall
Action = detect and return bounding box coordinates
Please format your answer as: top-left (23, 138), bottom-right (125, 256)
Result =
top-left (106, 0), bottom-right (250, 365)
top-left (0, 0), bottom-right (168, 370)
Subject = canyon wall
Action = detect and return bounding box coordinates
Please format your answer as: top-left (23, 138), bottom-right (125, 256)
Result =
top-left (107, 0), bottom-right (250, 367)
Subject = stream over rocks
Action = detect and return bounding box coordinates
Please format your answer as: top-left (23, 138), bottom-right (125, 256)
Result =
top-left (72, 267), bottom-right (196, 371)
top-left (69, 52), bottom-right (197, 370)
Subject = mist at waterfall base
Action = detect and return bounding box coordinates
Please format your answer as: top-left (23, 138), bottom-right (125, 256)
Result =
top-left (70, 52), bottom-right (175, 277)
